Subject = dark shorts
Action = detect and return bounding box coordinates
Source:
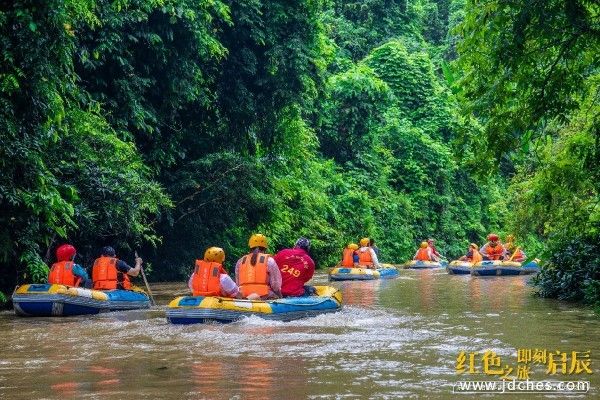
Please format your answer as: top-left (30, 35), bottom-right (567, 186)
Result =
top-left (303, 285), bottom-right (317, 296)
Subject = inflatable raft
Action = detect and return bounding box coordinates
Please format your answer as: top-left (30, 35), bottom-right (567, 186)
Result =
top-left (403, 260), bottom-right (444, 269)
top-left (12, 284), bottom-right (150, 317)
top-left (166, 286), bottom-right (342, 324)
top-left (447, 260), bottom-right (473, 275)
top-left (471, 260), bottom-right (540, 276)
top-left (328, 266), bottom-right (399, 281)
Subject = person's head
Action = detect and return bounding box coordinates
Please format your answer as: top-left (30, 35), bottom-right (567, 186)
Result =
top-left (347, 243), bottom-right (359, 250)
top-left (420, 241), bottom-right (428, 249)
top-left (204, 247), bottom-right (225, 263)
top-left (359, 237), bottom-right (370, 247)
top-left (101, 246), bottom-right (116, 257)
top-left (369, 238), bottom-right (376, 246)
top-left (469, 243), bottom-right (478, 250)
top-left (56, 244), bottom-right (76, 262)
top-left (248, 233), bottom-right (268, 251)
top-left (487, 234), bottom-right (499, 245)
top-left (505, 234), bottom-right (515, 243)
top-left (248, 234), bottom-right (268, 266)
top-left (427, 238), bottom-right (435, 245)
top-left (294, 237), bottom-right (311, 252)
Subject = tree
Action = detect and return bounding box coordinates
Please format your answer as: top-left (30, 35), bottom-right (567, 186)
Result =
top-left (456, 0), bottom-right (600, 306)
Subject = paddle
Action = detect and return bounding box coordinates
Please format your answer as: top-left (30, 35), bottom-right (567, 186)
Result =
top-left (135, 251), bottom-right (156, 306)
top-left (508, 246), bottom-right (521, 262)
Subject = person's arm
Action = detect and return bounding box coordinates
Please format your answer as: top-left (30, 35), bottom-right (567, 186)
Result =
top-left (461, 250), bottom-right (472, 261)
top-left (188, 273), bottom-right (194, 291)
top-left (72, 264), bottom-right (89, 280)
top-left (370, 249), bottom-right (382, 268)
top-left (479, 244), bottom-right (489, 257)
top-left (219, 274), bottom-right (239, 297)
top-left (116, 258), bottom-right (141, 277)
top-left (305, 257), bottom-right (315, 282)
top-left (128, 256), bottom-right (142, 277)
top-left (267, 258), bottom-right (282, 297)
top-left (234, 259), bottom-right (241, 286)
top-left (429, 248), bottom-right (440, 262)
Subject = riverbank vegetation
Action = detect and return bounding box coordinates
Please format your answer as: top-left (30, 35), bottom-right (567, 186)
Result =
top-left (1, 1), bottom-right (598, 309)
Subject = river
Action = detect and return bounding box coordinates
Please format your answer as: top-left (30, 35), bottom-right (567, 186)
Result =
top-left (1, 269), bottom-right (598, 399)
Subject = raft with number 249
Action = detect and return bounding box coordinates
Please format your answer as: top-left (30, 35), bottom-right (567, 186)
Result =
top-left (166, 286), bottom-right (342, 324)
top-left (12, 284), bottom-right (151, 317)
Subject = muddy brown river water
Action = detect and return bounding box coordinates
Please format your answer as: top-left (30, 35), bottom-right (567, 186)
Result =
top-left (1, 270), bottom-right (599, 399)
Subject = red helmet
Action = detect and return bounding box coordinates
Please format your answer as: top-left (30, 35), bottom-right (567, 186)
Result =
top-left (487, 234), bottom-right (499, 242)
top-left (56, 244), bottom-right (76, 261)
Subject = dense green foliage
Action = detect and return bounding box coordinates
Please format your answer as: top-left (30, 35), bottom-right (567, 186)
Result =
top-left (0, 1), bottom-right (169, 296)
top-left (456, 0), bottom-right (599, 308)
top-left (1, 0), bottom-right (596, 310)
top-left (534, 235), bottom-right (600, 312)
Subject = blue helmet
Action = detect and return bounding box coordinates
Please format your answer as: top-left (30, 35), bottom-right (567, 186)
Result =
top-left (294, 237), bottom-right (311, 252)
top-left (101, 246), bottom-right (116, 257)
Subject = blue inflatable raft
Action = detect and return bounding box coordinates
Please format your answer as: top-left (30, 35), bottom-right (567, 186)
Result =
top-left (403, 260), bottom-right (444, 269)
top-left (12, 284), bottom-right (151, 317)
top-left (328, 266), bottom-right (399, 281)
top-left (447, 260), bottom-right (473, 275)
top-left (471, 260), bottom-right (540, 276)
top-left (166, 286), bottom-right (342, 324)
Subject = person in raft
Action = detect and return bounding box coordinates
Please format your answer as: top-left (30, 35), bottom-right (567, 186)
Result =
top-left (459, 243), bottom-right (483, 263)
top-left (188, 247), bottom-right (239, 298)
top-left (413, 241), bottom-right (436, 261)
top-left (273, 237), bottom-right (316, 297)
top-left (92, 246), bottom-right (141, 291)
top-left (357, 237), bottom-right (382, 269)
top-left (369, 238), bottom-right (381, 258)
top-left (426, 238), bottom-right (442, 261)
top-left (340, 243), bottom-right (359, 267)
top-left (479, 234), bottom-right (507, 261)
top-left (235, 234), bottom-right (282, 300)
top-left (48, 244), bottom-right (91, 288)
top-left (504, 234), bottom-right (527, 262)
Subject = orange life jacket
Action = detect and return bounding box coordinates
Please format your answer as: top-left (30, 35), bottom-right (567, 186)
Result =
top-left (415, 248), bottom-right (431, 261)
top-left (191, 260), bottom-right (223, 296)
top-left (513, 249), bottom-right (525, 261)
top-left (238, 253), bottom-right (270, 298)
top-left (486, 244), bottom-right (505, 260)
top-left (358, 248), bottom-right (373, 267)
top-left (92, 256), bottom-right (131, 290)
top-left (469, 249), bottom-right (483, 264)
top-left (48, 261), bottom-right (79, 286)
top-left (341, 248), bottom-right (355, 267)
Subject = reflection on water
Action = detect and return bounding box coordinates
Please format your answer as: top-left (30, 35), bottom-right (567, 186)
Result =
top-left (1, 271), bottom-right (599, 399)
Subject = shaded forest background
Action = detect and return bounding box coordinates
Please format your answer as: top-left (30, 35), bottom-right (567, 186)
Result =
top-left (1, 1), bottom-right (598, 307)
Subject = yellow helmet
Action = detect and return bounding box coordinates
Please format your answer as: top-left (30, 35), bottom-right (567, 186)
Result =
top-left (469, 243), bottom-right (478, 249)
top-left (420, 241), bottom-right (428, 248)
top-left (505, 234), bottom-right (515, 242)
top-left (359, 237), bottom-right (370, 247)
top-left (204, 247), bottom-right (225, 263)
top-left (348, 243), bottom-right (359, 250)
top-left (248, 233), bottom-right (268, 249)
